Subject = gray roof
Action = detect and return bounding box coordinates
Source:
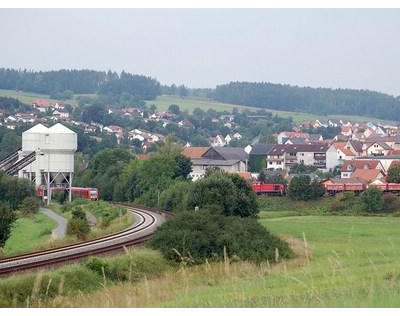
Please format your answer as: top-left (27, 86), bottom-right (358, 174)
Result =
top-left (355, 155), bottom-right (400, 160)
top-left (212, 147), bottom-right (249, 161)
top-left (191, 159), bottom-right (241, 166)
top-left (308, 134), bottom-right (323, 140)
top-left (329, 178), bottom-right (367, 185)
top-left (284, 144), bottom-right (329, 153)
top-left (349, 140), bottom-right (363, 153)
top-left (250, 144), bottom-right (275, 155)
top-left (284, 137), bottom-right (307, 145)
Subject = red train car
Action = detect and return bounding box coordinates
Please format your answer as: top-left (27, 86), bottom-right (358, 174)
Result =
top-left (252, 183), bottom-right (285, 195)
top-left (325, 183), bottom-right (366, 195)
top-left (70, 187), bottom-right (99, 200)
top-left (36, 186), bottom-right (99, 201)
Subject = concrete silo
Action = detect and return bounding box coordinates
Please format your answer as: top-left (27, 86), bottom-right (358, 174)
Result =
top-left (19, 123), bottom-right (77, 203)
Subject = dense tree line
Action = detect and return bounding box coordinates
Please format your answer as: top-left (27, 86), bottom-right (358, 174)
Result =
top-left (0, 96), bottom-right (30, 114)
top-left (0, 69), bottom-right (161, 100)
top-left (212, 81), bottom-right (400, 121)
top-left (0, 127), bottom-right (22, 158)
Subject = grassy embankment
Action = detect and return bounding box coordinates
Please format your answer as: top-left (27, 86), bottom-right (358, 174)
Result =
top-left (2, 212), bottom-right (57, 257)
top-left (0, 201), bottom-right (135, 258)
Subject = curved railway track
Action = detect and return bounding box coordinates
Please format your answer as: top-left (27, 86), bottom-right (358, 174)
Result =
top-left (0, 205), bottom-right (170, 276)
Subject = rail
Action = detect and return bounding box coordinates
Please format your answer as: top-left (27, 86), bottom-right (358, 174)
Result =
top-left (0, 204), bottom-right (171, 276)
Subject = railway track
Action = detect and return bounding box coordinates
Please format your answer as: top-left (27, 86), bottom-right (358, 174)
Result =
top-left (0, 205), bottom-right (170, 276)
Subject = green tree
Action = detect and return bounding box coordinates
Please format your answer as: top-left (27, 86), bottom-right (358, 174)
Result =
top-left (0, 172), bottom-right (35, 210)
top-left (159, 181), bottom-right (192, 212)
top-left (288, 175), bottom-right (312, 200)
top-left (387, 165), bottom-right (400, 183)
top-left (0, 202), bottom-right (16, 247)
top-left (361, 187), bottom-right (384, 213)
top-left (188, 172), bottom-right (258, 217)
top-left (178, 85), bottom-right (188, 97)
top-left (168, 104), bottom-right (181, 115)
top-left (174, 154), bottom-right (192, 179)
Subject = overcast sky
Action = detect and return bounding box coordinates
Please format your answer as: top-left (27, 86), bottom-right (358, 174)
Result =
top-left (0, 9), bottom-right (399, 95)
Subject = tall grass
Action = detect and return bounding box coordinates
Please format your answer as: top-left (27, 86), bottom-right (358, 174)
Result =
top-left (0, 248), bottom-right (170, 307)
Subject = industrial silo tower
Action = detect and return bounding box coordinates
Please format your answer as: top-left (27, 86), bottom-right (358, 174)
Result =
top-left (18, 123), bottom-right (77, 203)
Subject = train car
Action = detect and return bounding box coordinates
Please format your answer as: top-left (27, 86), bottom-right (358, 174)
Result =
top-left (369, 183), bottom-right (388, 191)
top-left (387, 183), bottom-right (400, 193)
top-left (70, 187), bottom-right (99, 200)
top-left (36, 186), bottom-right (99, 201)
top-left (252, 183), bottom-right (285, 196)
top-left (325, 183), bottom-right (366, 195)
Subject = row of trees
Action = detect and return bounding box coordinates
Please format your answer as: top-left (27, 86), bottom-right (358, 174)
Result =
top-left (212, 81), bottom-right (400, 121)
top-left (0, 172), bottom-right (37, 247)
top-left (0, 96), bottom-right (30, 114)
top-left (0, 69), bottom-right (161, 100)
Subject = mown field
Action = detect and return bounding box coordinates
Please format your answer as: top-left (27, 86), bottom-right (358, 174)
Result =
top-left (0, 89), bottom-right (93, 106)
top-left (146, 95), bottom-right (393, 124)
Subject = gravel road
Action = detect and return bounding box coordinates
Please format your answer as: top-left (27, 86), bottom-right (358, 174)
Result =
top-left (39, 207), bottom-right (68, 239)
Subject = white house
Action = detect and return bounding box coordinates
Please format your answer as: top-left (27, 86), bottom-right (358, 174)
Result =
top-left (209, 135), bottom-right (226, 147)
top-left (224, 134), bottom-right (232, 145)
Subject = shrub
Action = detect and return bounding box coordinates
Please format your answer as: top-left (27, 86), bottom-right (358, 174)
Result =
top-left (18, 197), bottom-right (41, 215)
top-left (150, 210), bottom-right (294, 264)
top-left (361, 187), bottom-right (385, 213)
top-left (0, 203), bottom-right (15, 247)
top-left (383, 194), bottom-right (400, 213)
top-left (67, 208), bottom-right (90, 239)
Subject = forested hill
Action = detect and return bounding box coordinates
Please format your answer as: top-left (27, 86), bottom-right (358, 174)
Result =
top-left (0, 69), bottom-right (161, 100)
top-left (211, 82), bottom-right (400, 121)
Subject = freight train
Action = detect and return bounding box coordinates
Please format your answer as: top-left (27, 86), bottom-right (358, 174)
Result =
top-left (252, 182), bottom-right (400, 196)
top-left (36, 186), bottom-right (99, 200)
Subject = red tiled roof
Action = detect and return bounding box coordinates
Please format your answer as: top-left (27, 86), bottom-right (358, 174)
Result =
top-left (351, 169), bottom-right (384, 183)
top-left (341, 160), bottom-right (379, 172)
top-left (182, 147), bottom-right (210, 159)
top-left (334, 142), bottom-right (355, 156)
top-left (32, 99), bottom-right (51, 107)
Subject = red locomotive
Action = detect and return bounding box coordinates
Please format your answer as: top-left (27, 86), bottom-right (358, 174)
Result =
top-left (252, 183), bottom-right (285, 196)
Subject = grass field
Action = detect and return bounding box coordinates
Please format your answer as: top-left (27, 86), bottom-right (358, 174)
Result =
top-left (0, 89), bottom-right (93, 106)
top-left (22, 210), bottom-right (399, 308)
top-left (149, 215), bottom-right (400, 307)
top-left (2, 212), bottom-right (57, 257)
top-left (146, 95), bottom-right (394, 124)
